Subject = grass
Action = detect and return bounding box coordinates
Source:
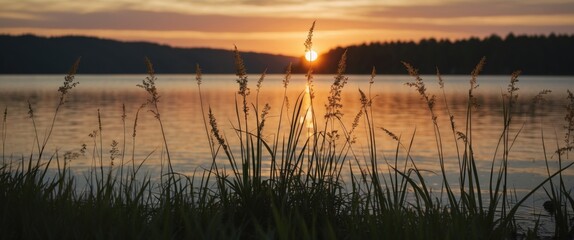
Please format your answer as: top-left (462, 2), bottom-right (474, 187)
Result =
top-left (1, 24), bottom-right (573, 239)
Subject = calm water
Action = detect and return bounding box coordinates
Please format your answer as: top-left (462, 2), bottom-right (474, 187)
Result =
top-left (1, 74), bottom-right (573, 230)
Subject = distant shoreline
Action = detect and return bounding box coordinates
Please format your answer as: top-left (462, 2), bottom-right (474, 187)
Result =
top-left (2, 33), bottom-right (574, 75)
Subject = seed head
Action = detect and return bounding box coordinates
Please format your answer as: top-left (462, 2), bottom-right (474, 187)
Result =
top-left (97, 109), bottom-right (102, 132)
top-left (470, 57), bottom-right (485, 90)
top-left (403, 61), bottom-right (435, 112)
top-left (283, 63), bottom-right (292, 89)
top-left (137, 57), bottom-right (160, 105)
top-left (209, 108), bottom-right (228, 150)
top-left (58, 57), bottom-right (81, 105)
top-left (304, 21), bottom-right (316, 53)
top-left (195, 64), bottom-right (202, 86)
top-left (564, 90), bottom-right (574, 150)
top-left (256, 68), bottom-right (267, 93)
top-left (325, 49), bottom-right (349, 119)
top-left (380, 127), bottom-right (399, 142)
top-left (532, 89), bottom-right (552, 104)
top-left (27, 100), bottom-right (34, 118)
top-left (436, 67), bottom-right (444, 89)
top-left (233, 46), bottom-right (249, 97)
top-left (121, 104), bottom-right (126, 122)
top-left (370, 66), bottom-right (376, 85)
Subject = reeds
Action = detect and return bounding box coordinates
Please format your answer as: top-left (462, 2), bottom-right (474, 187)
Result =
top-left (0, 24), bottom-right (573, 239)
top-left (138, 57), bottom-right (173, 176)
top-left (1, 107), bottom-right (5, 164)
top-left (35, 58), bottom-right (80, 162)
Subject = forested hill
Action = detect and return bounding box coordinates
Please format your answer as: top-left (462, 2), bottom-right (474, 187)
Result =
top-left (3, 34), bottom-right (574, 75)
top-left (0, 35), bottom-right (298, 74)
top-left (302, 34), bottom-right (574, 75)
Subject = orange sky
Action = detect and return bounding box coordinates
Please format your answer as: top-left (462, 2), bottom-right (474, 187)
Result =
top-left (1, 0), bottom-right (573, 56)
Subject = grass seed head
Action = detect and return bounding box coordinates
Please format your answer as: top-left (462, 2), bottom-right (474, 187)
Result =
top-left (195, 64), bottom-right (202, 86)
top-left (27, 100), bottom-right (34, 118)
top-left (304, 22), bottom-right (316, 100)
top-left (436, 67), bottom-right (444, 89)
top-left (97, 109), bottom-right (102, 132)
top-left (208, 108), bottom-right (228, 150)
top-left (88, 130), bottom-right (98, 138)
top-left (349, 108), bottom-right (364, 141)
top-left (508, 70), bottom-right (521, 94)
top-left (284, 96), bottom-right (290, 112)
top-left (456, 131), bottom-right (468, 143)
top-left (450, 115), bottom-right (456, 132)
top-left (80, 143), bottom-right (87, 155)
top-left (233, 46), bottom-right (249, 98)
top-left (468, 57), bottom-right (486, 108)
top-left (470, 57), bottom-right (485, 90)
top-left (304, 21), bottom-right (315, 53)
top-left (259, 104), bottom-right (271, 132)
top-left (283, 63), bottom-right (292, 89)
top-left (532, 89), bottom-right (552, 104)
top-left (370, 66), bottom-right (376, 85)
top-left (122, 104), bottom-right (126, 122)
top-left (58, 57), bottom-right (81, 105)
top-left (564, 90), bottom-right (574, 150)
top-left (359, 89), bottom-right (368, 108)
top-left (132, 104), bottom-right (146, 138)
top-left (381, 127), bottom-right (399, 142)
top-left (325, 49), bottom-right (349, 119)
top-left (110, 140), bottom-right (119, 165)
top-left (138, 57), bottom-right (160, 105)
top-left (403, 61), bottom-right (435, 112)
top-left (256, 68), bottom-right (267, 93)
top-left (63, 151), bottom-right (81, 163)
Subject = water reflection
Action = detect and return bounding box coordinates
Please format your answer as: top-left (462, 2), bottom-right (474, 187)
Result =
top-left (0, 74), bottom-right (572, 187)
top-left (303, 82), bottom-right (314, 133)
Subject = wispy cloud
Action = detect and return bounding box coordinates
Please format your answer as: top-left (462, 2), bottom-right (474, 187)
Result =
top-left (0, 0), bottom-right (572, 55)
top-left (365, 1), bottom-right (574, 19)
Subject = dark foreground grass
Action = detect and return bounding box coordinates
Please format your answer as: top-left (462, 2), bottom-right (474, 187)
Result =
top-left (1, 25), bottom-right (573, 239)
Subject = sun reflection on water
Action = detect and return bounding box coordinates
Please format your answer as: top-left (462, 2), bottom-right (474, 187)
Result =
top-left (301, 82), bottom-right (314, 132)
top-left (0, 74), bottom-right (572, 186)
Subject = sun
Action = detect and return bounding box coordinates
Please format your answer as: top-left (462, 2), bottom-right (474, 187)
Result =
top-left (305, 50), bottom-right (318, 62)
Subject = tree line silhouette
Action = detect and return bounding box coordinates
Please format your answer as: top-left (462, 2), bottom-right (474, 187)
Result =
top-left (0, 35), bottom-right (296, 74)
top-left (295, 33), bottom-right (574, 75)
top-left (1, 33), bottom-right (573, 75)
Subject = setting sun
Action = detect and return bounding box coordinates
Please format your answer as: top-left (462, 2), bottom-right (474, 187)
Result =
top-left (305, 50), bottom-right (318, 61)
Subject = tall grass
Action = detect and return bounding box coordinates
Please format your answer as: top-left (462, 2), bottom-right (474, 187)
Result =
top-left (2, 106), bottom-right (6, 165)
top-left (0, 24), bottom-right (573, 239)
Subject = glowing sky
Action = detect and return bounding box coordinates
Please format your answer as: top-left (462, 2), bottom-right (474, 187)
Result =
top-left (1, 0), bottom-right (573, 56)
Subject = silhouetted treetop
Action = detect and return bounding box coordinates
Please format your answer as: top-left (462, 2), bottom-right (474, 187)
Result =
top-left (0, 35), bottom-right (298, 74)
top-left (294, 33), bottom-right (574, 75)
top-left (2, 33), bottom-right (573, 75)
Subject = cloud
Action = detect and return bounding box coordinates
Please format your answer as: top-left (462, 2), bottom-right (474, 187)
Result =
top-left (0, 9), bottom-right (388, 32)
top-left (0, 0), bottom-right (573, 55)
top-left (0, 10), bottom-right (301, 31)
top-left (365, 1), bottom-right (574, 19)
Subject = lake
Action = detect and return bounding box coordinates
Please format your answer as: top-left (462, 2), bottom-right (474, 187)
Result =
top-left (1, 74), bottom-right (573, 231)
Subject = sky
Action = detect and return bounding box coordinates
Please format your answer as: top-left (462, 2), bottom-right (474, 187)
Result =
top-left (1, 0), bottom-right (573, 56)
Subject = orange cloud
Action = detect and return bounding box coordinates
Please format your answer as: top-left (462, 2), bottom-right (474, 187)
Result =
top-left (0, 0), bottom-right (572, 55)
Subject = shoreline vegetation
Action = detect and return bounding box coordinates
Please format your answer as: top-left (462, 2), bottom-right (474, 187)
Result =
top-left (312, 33), bottom-right (574, 75)
top-left (1, 24), bottom-right (573, 239)
top-left (1, 32), bottom-right (573, 75)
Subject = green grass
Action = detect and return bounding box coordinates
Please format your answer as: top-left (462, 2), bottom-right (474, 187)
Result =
top-left (1, 24), bottom-right (573, 239)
